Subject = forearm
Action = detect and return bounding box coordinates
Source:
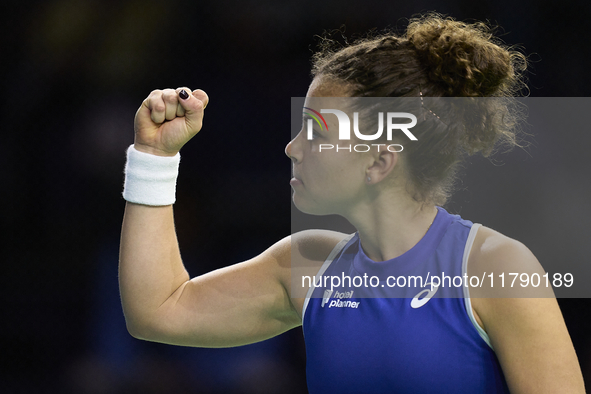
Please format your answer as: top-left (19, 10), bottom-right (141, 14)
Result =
top-left (119, 202), bottom-right (189, 335)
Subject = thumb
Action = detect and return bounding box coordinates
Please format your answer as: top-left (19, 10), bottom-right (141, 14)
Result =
top-left (192, 89), bottom-right (209, 108)
top-left (176, 87), bottom-right (207, 135)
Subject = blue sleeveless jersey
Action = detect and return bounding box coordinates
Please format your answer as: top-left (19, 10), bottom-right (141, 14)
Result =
top-left (302, 207), bottom-right (509, 393)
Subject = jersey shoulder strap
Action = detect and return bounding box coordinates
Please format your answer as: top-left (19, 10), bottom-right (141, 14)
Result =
top-left (301, 233), bottom-right (357, 321)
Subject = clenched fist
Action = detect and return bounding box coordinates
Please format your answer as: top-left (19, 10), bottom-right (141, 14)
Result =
top-left (134, 88), bottom-right (209, 157)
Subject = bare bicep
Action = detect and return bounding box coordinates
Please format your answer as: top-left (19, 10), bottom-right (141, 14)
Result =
top-left (137, 237), bottom-right (300, 347)
top-left (135, 230), bottom-right (350, 348)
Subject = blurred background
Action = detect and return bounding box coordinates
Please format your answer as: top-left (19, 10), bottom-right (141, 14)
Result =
top-left (1, 0), bottom-right (590, 392)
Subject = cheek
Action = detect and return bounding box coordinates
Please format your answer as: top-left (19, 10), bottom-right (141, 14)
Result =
top-left (315, 153), bottom-right (362, 187)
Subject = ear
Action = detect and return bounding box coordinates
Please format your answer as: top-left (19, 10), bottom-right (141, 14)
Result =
top-left (366, 147), bottom-right (399, 184)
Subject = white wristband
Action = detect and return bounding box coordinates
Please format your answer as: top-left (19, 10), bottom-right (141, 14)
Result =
top-left (123, 145), bottom-right (181, 206)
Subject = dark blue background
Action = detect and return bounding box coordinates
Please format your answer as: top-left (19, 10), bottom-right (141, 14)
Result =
top-left (2, 0), bottom-right (590, 392)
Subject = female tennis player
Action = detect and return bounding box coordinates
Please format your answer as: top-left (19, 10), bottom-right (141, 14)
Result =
top-left (119, 14), bottom-right (585, 393)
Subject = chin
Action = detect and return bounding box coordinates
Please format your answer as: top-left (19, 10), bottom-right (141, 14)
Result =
top-left (292, 194), bottom-right (333, 216)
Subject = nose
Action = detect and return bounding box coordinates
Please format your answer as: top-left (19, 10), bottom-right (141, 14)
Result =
top-left (285, 140), bottom-right (294, 161)
top-left (285, 133), bottom-right (302, 163)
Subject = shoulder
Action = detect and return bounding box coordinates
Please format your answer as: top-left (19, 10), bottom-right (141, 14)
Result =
top-left (291, 229), bottom-right (351, 261)
top-left (466, 228), bottom-right (584, 393)
top-left (276, 230), bottom-right (350, 318)
top-left (269, 230), bottom-right (350, 291)
top-left (261, 229), bottom-right (349, 265)
top-left (468, 225), bottom-right (546, 286)
top-left (467, 225), bottom-right (552, 346)
top-left (266, 229), bottom-right (350, 263)
top-left (289, 229), bottom-right (351, 289)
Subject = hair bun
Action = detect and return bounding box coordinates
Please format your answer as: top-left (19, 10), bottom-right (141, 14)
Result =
top-left (407, 15), bottom-right (525, 97)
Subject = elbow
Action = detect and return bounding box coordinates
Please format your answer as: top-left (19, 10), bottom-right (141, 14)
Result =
top-left (123, 314), bottom-right (159, 342)
top-left (124, 313), bottom-right (176, 344)
top-left (124, 319), bottom-right (149, 340)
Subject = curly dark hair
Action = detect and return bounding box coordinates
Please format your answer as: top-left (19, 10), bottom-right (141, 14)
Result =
top-left (311, 13), bottom-right (528, 205)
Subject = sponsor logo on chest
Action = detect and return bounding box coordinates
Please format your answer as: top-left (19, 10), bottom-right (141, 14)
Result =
top-left (321, 290), bottom-right (361, 309)
top-left (319, 284), bottom-right (440, 310)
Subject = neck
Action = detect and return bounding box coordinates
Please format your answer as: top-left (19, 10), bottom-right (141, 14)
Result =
top-left (344, 188), bottom-right (438, 262)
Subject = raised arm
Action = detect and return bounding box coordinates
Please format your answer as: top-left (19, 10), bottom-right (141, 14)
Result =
top-left (119, 88), bottom-right (301, 347)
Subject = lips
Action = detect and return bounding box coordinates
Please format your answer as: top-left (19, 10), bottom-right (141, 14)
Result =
top-left (290, 175), bottom-right (303, 186)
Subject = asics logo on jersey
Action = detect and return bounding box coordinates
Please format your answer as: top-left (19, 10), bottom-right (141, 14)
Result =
top-left (410, 283), bottom-right (439, 309)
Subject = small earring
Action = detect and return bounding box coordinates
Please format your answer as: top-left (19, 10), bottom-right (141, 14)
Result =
top-left (367, 176), bottom-right (371, 182)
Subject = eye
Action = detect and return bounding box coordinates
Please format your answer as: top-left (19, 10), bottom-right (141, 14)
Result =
top-left (308, 124), bottom-right (322, 140)
top-left (302, 115), bottom-right (323, 140)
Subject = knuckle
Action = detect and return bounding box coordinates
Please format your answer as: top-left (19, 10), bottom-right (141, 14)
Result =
top-left (162, 94), bottom-right (176, 104)
top-left (162, 89), bottom-right (177, 102)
